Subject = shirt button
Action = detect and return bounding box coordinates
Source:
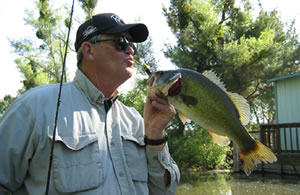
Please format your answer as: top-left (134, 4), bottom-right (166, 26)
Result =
top-left (119, 172), bottom-right (124, 177)
top-left (111, 142), bottom-right (115, 147)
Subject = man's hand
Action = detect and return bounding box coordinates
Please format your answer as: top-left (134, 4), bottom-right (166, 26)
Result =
top-left (144, 90), bottom-right (176, 150)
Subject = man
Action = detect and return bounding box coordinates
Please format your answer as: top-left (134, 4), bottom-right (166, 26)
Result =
top-left (0, 13), bottom-right (180, 194)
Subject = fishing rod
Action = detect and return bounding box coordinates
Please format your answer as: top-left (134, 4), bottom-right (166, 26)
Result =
top-left (45, 0), bottom-right (75, 194)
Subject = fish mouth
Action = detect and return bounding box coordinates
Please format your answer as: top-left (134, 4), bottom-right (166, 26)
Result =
top-left (168, 78), bottom-right (182, 96)
top-left (147, 75), bottom-right (155, 86)
top-left (147, 71), bottom-right (182, 96)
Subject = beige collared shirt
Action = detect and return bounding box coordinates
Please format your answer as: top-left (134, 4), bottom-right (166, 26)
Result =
top-left (0, 69), bottom-right (180, 195)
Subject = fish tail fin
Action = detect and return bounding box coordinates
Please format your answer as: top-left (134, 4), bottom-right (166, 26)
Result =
top-left (240, 140), bottom-right (277, 176)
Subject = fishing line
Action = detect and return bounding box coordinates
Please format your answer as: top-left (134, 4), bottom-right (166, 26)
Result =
top-left (45, 0), bottom-right (75, 194)
top-left (143, 63), bottom-right (152, 76)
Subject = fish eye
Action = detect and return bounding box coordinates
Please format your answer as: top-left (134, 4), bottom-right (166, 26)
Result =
top-left (156, 71), bottom-right (163, 75)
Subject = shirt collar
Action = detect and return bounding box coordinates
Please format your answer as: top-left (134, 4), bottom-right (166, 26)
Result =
top-left (73, 69), bottom-right (105, 105)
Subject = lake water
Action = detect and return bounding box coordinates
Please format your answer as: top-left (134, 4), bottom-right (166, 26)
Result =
top-left (176, 171), bottom-right (300, 195)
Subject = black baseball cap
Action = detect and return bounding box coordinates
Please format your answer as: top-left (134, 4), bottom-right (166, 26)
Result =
top-left (75, 13), bottom-right (149, 52)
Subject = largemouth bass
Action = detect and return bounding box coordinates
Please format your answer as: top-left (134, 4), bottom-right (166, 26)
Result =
top-left (146, 68), bottom-right (277, 175)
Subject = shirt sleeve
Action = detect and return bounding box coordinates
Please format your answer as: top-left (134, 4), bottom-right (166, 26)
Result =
top-left (0, 97), bottom-right (36, 193)
top-left (146, 143), bottom-right (180, 195)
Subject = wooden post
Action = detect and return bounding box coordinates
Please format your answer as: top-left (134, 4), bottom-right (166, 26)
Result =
top-left (233, 143), bottom-right (240, 172)
top-left (258, 128), bottom-right (263, 171)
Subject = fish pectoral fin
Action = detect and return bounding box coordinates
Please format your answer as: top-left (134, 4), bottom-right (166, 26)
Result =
top-left (178, 112), bottom-right (191, 124)
top-left (208, 130), bottom-right (231, 147)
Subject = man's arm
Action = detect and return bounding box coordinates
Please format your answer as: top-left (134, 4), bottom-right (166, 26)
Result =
top-left (143, 91), bottom-right (180, 194)
top-left (0, 98), bottom-right (35, 193)
top-left (145, 144), bottom-right (180, 194)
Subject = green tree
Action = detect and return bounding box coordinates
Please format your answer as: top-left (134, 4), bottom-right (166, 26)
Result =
top-left (79, 0), bottom-right (98, 19)
top-left (161, 0), bottom-right (300, 170)
top-left (1, 0), bottom-right (72, 116)
top-left (10, 0), bottom-right (100, 92)
top-left (167, 124), bottom-right (230, 170)
top-left (163, 0), bottom-right (300, 124)
top-left (9, 0), bottom-right (100, 94)
top-left (0, 95), bottom-right (16, 117)
top-left (9, 0), bottom-right (72, 93)
top-left (1, 0), bottom-right (99, 115)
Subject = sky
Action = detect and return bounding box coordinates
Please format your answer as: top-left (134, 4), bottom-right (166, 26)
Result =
top-left (0, 0), bottom-right (299, 99)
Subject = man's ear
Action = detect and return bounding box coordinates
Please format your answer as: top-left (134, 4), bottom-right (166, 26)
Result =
top-left (81, 42), bottom-right (94, 61)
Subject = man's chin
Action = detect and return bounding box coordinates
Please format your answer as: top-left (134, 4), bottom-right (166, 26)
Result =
top-left (126, 68), bottom-right (134, 77)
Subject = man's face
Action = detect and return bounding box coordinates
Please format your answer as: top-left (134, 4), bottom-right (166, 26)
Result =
top-left (90, 33), bottom-right (135, 84)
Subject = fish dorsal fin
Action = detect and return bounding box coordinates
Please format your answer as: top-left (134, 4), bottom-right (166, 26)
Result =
top-left (178, 111), bottom-right (191, 124)
top-left (227, 92), bottom-right (250, 125)
top-left (208, 130), bottom-right (231, 147)
top-left (202, 70), bottom-right (227, 91)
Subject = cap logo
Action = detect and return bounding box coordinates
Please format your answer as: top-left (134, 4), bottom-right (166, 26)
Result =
top-left (111, 14), bottom-right (121, 23)
top-left (83, 25), bottom-right (98, 38)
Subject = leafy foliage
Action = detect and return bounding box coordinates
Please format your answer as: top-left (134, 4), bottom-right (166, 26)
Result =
top-left (78, 0), bottom-right (98, 19)
top-left (167, 121), bottom-right (230, 170)
top-left (134, 36), bottom-right (159, 75)
top-left (119, 79), bottom-right (147, 115)
top-left (0, 95), bottom-right (16, 117)
top-left (160, 0), bottom-right (299, 170)
top-left (9, 0), bottom-right (71, 93)
top-left (163, 0), bottom-right (300, 124)
top-left (0, 0), bottom-right (99, 114)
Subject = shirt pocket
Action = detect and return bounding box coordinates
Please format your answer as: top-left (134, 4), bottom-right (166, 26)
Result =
top-left (50, 133), bottom-right (103, 193)
top-left (122, 135), bottom-right (148, 182)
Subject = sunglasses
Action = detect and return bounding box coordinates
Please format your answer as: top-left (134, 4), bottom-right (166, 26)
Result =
top-left (90, 35), bottom-right (137, 55)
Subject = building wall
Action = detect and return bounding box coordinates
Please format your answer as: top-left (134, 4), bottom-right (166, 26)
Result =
top-left (275, 76), bottom-right (300, 123)
top-left (274, 75), bottom-right (300, 150)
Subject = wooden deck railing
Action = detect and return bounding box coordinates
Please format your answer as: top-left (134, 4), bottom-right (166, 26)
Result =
top-left (260, 123), bottom-right (300, 153)
top-left (233, 123), bottom-right (300, 172)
